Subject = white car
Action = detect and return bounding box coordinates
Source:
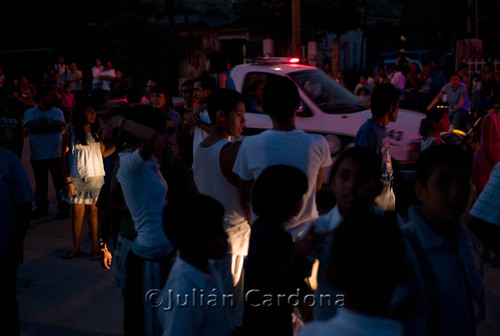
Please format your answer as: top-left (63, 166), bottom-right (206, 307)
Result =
top-left (231, 58), bottom-right (426, 170)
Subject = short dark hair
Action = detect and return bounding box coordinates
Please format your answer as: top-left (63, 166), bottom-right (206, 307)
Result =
top-left (369, 83), bottom-right (400, 118)
top-left (416, 144), bottom-right (472, 185)
top-left (206, 51), bottom-right (228, 73)
top-left (252, 165), bottom-right (308, 223)
top-left (181, 79), bottom-right (194, 88)
top-left (262, 76), bottom-right (300, 122)
top-left (195, 73), bottom-right (216, 91)
top-left (150, 83), bottom-right (172, 96)
top-left (419, 107), bottom-right (448, 137)
top-left (207, 88), bottom-right (244, 124)
top-left (163, 192), bottom-right (225, 252)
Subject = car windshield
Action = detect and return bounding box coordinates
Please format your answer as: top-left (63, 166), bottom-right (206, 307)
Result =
top-left (288, 69), bottom-right (368, 114)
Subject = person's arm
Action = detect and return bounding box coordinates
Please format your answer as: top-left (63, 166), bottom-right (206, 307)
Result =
top-left (482, 115), bottom-right (499, 165)
top-left (25, 118), bottom-right (65, 134)
top-left (12, 91), bottom-right (36, 107)
top-left (316, 167), bottom-right (325, 191)
top-left (237, 177), bottom-right (253, 224)
top-left (108, 115), bottom-right (160, 161)
top-left (452, 92), bottom-right (466, 110)
top-left (286, 224), bottom-right (334, 288)
top-left (427, 91), bottom-right (445, 111)
top-left (100, 141), bottom-right (116, 158)
top-left (220, 142), bottom-right (240, 187)
top-left (185, 104), bottom-right (204, 126)
top-left (60, 127), bottom-right (76, 197)
top-left (218, 72), bottom-right (227, 88)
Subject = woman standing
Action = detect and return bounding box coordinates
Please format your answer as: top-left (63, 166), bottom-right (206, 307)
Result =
top-left (206, 51), bottom-right (236, 90)
top-left (472, 106), bottom-right (500, 195)
top-left (61, 99), bottom-right (115, 260)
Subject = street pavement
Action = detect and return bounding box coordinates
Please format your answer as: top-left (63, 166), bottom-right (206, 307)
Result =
top-left (18, 137), bottom-right (122, 336)
top-left (16, 136), bottom-right (500, 335)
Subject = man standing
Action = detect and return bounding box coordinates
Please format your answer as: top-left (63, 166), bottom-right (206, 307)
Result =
top-left (185, 74), bottom-right (216, 162)
top-left (0, 146), bottom-right (33, 336)
top-left (192, 88), bottom-right (250, 329)
top-left (354, 83), bottom-right (400, 211)
top-left (24, 85), bottom-right (70, 219)
top-left (232, 75), bottom-right (332, 239)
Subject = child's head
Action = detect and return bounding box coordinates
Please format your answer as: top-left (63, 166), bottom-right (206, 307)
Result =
top-left (419, 107), bottom-right (450, 137)
top-left (329, 146), bottom-right (382, 216)
top-left (416, 145), bottom-right (472, 225)
top-left (252, 165), bottom-right (308, 224)
top-left (207, 88), bottom-right (245, 138)
top-left (163, 192), bottom-right (228, 259)
top-left (326, 211), bottom-right (409, 316)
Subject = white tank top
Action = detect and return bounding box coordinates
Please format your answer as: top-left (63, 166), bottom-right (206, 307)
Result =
top-left (193, 139), bottom-right (250, 256)
top-left (69, 128), bottom-right (105, 178)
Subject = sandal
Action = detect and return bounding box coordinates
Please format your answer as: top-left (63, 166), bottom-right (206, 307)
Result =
top-left (91, 250), bottom-right (102, 261)
top-left (62, 249), bottom-right (81, 259)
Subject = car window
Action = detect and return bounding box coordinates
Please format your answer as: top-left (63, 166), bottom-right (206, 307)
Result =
top-left (242, 72), bottom-right (313, 117)
top-left (242, 72), bottom-right (267, 114)
top-left (288, 69), bottom-right (368, 114)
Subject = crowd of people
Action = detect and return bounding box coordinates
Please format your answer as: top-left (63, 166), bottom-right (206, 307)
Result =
top-left (345, 51), bottom-right (500, 130)
top-left (1, 50), bottom-right (500, 336)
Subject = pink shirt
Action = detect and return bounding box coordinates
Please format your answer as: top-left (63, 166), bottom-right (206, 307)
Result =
top-left (472, 111), bottom-right (500, 187)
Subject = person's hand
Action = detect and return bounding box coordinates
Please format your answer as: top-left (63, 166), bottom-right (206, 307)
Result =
top-left (107, 115), bottom-right (126, 129)
top-left (101, 244), bottom-right (112, 270)
top-left (67, 183), bottom-right (76, 197)
top-left (296, 223), bottom-right (335, 256)
top-left (185, 112), bottom-right (200, 127)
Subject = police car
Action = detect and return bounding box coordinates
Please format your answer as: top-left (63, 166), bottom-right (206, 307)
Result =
top-left (231, 57), bottom-right (426, 167)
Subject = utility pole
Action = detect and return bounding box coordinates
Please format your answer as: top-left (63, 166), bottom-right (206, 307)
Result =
top-left (291, 0), bottom-right (301, 58)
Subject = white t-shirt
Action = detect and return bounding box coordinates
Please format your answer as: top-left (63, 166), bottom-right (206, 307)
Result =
top-left (391, 71), bottom-right (406, 100)
top-left (161, 257), bottom-right (232, 336)
top-left (100, 68), bottom-right (116, 91)
top-left (24, 105), bottom-right (65, 161)
top-left (116, 149), bottom-right (173, 259)
top-left (193, 139), bottom-right (250, 256)
top-left (92, 65), bottom-right (104, 89)
top-left (232, 129), bottom-right (332, 238)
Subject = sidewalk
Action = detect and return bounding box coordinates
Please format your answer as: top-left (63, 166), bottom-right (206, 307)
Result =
top-left (18, 137), bottom-right (122, 336)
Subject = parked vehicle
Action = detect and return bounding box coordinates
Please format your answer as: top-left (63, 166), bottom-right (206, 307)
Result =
top-left (231, 57), bottom-right (426, 167)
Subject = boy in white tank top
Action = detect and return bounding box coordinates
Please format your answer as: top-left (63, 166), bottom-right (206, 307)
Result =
top-left (192, 88), bottom-right (249, 330)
